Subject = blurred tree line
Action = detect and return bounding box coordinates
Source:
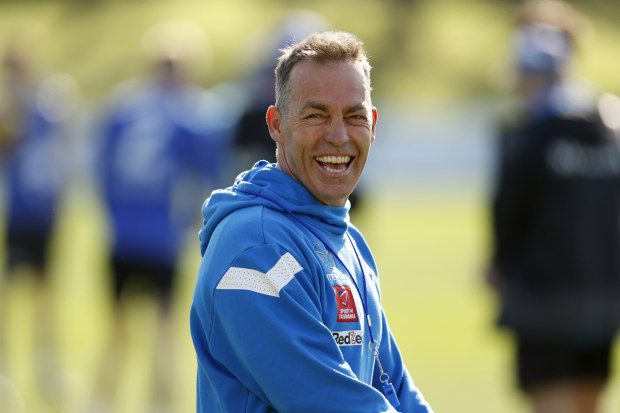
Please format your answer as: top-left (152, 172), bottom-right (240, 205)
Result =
top-left (1, 0), bottom-right (618, 103)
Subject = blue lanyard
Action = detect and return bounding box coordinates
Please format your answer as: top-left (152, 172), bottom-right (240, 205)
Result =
top-left (232, 184), bottom-right (400, 407)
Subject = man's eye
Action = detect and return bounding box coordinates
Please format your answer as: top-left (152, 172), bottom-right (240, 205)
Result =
top-left (304, 113), bottom-right (327, 123)
top-left (348, 115), bottom-right (368, 123)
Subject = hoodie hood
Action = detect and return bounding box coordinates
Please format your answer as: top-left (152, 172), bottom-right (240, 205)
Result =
top-left (199, 161), bottom-right (350, 255)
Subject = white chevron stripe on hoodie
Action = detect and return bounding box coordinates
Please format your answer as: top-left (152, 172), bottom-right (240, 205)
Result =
top-left (216, 252), bottom-right (303, 297)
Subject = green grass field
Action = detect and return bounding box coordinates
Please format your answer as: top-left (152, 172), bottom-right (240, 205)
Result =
top-left (2, 187), bottom-right (619, 412)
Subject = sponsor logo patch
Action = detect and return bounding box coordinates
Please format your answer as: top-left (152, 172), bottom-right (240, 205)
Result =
top-left (333, 285), bottom-right (359, 322)
top-left (314, 242), bottom-right (336, 269)
top-left (326, 271), bottom-right (349, 284)
top-left (332, 330), bottom-right (363, 346)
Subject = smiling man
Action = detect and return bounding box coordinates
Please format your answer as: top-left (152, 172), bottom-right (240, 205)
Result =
top-left (190, 31), bottom-right (433, 413)
top-left (267, 55), bottom-right (376, 207)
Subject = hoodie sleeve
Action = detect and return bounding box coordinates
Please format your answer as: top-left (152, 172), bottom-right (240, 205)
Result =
top-left (196, 243), bottom-right (402, 413)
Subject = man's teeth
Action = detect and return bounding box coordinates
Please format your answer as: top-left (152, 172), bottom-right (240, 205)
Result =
top-left (315, 155), bottom-right (350, 173)
top-left (315, 155), bottom-right (351, 164)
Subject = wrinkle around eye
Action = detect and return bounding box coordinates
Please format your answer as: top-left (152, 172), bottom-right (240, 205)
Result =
top-left (300, 114), bottom-right (329, 125)
top-left (286, 114), bottom-right (320, 127)
top-left (346, 116), bottom-right (372, 128)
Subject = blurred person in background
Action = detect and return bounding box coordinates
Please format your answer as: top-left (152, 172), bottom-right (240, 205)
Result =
top-left (91, 20), bottom-right (233, 412)
top-left (0, 29), bottom-right (78, 406)
top-left (190, 31), bottom-right (433, 413)
top-left (486, 1), bottom-right (620, 412)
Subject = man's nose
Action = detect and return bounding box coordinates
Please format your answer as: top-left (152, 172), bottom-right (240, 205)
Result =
top-left (325, 117), bottom-right (348, 145)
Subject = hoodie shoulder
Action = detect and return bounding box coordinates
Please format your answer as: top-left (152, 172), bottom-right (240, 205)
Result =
top-left (205, 201), bottom-right (323, 272)
top-left (211, 204), bottom-right (268, 252)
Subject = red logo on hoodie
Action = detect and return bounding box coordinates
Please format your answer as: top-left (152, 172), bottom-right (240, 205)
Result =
top-left (333, 285), bottom-right (359, 322)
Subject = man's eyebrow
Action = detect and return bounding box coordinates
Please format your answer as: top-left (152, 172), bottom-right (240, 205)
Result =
top-left (300, 101), bottom-right (328, 112)
top-left (344, 103), bottom-right (369, 114)
top-left (300, 101), bottom-right (369, 114)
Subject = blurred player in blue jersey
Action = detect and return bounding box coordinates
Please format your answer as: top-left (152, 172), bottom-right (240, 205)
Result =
top-left (91, 20), bottom-right (233, 412)
top-left (0, 31), bottom-right (78, 405)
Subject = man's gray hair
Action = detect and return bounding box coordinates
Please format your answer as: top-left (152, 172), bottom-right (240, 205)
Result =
top-left (274, 31), bottom-right (372, 114)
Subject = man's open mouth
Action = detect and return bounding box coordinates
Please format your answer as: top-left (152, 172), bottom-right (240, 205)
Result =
top-left (315, 155), bottom-right (352, 173)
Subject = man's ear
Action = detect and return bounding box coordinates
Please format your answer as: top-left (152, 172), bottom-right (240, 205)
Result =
top-left (266, 106), bottom-right (284, 144)
top-left (370, 107), bottom-right (378, 144)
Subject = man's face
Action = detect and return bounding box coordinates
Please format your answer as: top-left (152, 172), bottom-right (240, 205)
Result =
top-left (267, 60), bottom-right (377, 207)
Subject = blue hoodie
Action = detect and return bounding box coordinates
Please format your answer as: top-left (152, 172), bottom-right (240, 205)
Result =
top-left (190, 161), bottom-right (433, 413)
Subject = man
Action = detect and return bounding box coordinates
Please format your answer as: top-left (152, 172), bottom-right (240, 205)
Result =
top-left (487, 2), bottom-right (620, 412)
top-left (190, 31), bottom-right (433, 412)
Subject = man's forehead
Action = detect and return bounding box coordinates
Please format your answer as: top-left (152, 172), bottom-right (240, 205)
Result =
top-left (290, 59), bottom-right (367, 82)
top-left (289, 60), bottom-right (371, 109)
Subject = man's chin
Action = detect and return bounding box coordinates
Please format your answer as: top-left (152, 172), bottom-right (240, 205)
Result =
top-left (313, 189), bottom-right (353, 207)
